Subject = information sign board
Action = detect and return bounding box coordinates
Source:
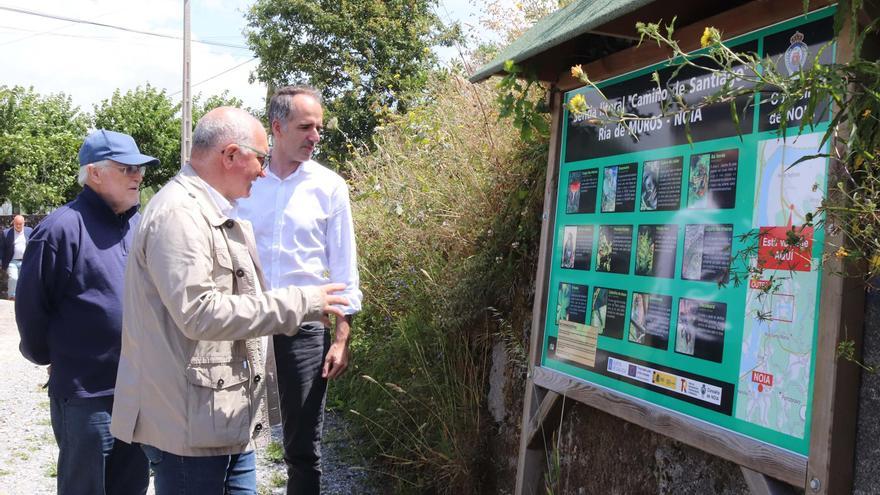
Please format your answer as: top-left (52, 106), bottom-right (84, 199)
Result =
top-left (543, 7), bottom-right (836, 456)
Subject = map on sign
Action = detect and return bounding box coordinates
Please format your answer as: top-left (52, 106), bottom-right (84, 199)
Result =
top-left (735, 134), bottom-right (827, 438)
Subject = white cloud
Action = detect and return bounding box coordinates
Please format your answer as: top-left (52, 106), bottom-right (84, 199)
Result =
top-left (0, 0), bottom-right (506, 115)
top-left (0, 0), bottom-right (264, 113)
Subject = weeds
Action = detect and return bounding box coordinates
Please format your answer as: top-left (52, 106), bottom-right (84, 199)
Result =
top-left (337, 72), bottom-right (546, 492)
top-left (264, 441), bottom-right (284, 464)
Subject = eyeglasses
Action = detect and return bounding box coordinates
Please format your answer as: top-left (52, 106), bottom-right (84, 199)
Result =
top-left (229, 143), bottom-right (271, 170)
top-left (113, 165), bottom-right (147, 177)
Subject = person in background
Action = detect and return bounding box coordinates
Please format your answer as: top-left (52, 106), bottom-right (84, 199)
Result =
top-left (16, 130), bottom-right (159, 495)
top-left (110, 106), bottom-right (349, 495)
top-left (235, 85), bottom-right (362, 495)
top-left (3, 215), bottom-right (33, 300)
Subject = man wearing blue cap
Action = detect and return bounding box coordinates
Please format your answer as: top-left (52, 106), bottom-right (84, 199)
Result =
top-left (16, 129), bottom-right (160, 495)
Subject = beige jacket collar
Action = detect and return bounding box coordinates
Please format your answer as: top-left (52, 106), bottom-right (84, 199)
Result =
top-left (172, 164), bottom-right (267, 288)
top-left (173, 164), bottom-right (229, 229)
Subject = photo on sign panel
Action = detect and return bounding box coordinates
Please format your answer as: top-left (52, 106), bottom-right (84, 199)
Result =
top-left (591, 286), bottom-right (627, 340)
top-left (681, 224), bottom-right (733, 284)
top-left (566, 169), bottom-right (599, 214)
top-left (675, 297), bottom-right (727, 362)
top-left (687, 150), bottom-right (739, 210)
top-left (556, 282), bottom-right (589, 324)
top-left (601, 163), bottom-right (638, 213)
top-left (596, 225), bottom-right (633, 274)
top-left (629, 292), bottom-right (672, 350)
top-left (641, 156), bottom-right (684, 211)
top-left (635, 224), bottom-right (679, 278)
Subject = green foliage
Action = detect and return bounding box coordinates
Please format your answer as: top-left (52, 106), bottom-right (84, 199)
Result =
top-left (192, 91), bottom-right (244, 124)
top-left (93, 86), bottom-right (245, 189)
top-left (264, 441), bottom-right (285, 464)
top-left (496, 60), bottom-right (550, 143)
top-left (635, 229), bottom-right (654, 274)
top-left (0, 84), bottom-right (245, 212)
top-left (245, 0), bottom-right (457, 169)
top-left (93, 84), bottom-right (181, 189)
top-left (0, 86), bottom-right (90, 212)
top-left (337, 73), bottom-right (546, 492)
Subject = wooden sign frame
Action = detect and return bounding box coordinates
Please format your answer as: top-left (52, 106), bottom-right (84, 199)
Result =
top-left (515, 1), bottom-right (867, 494)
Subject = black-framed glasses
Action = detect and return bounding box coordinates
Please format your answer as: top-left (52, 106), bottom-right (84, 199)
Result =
top-left (230, 143), bottom-right (271, 170)
top-left (113, 164), bottom-right (146, 177)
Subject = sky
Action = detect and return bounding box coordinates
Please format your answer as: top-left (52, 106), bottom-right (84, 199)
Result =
top-left (0, 0), bottom-right (498, 113)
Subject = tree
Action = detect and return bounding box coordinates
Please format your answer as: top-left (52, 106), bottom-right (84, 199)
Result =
top-left (192, 91), bottom-right (244, 124)
top-left (92, 84), bottom-right (181, 189)
top-left (93, 86), bottom-right (246, 190)
top-left (245, 0), bottom-right (456, 168)
top-left (0, 86), bottom-right (90, 213)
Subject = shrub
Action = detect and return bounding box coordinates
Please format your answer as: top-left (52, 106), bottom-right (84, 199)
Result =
top-left (336, 71), bottom-right (547, 492)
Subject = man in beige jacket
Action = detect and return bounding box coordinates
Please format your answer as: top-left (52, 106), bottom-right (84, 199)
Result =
top-left (110, 107), bottom-right (348, 495)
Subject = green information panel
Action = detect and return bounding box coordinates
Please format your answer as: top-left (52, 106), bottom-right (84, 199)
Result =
top-left (543, 7), bottom-right (836, 456)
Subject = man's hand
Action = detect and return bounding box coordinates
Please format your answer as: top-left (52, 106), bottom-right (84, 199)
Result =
top-left (318, 283), bottom-right (349, 325)
top-left (322, 315), bottom-right (351, 379)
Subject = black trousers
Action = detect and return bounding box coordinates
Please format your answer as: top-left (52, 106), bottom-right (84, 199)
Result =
top-left (274, 324), bottom-right (330, 495)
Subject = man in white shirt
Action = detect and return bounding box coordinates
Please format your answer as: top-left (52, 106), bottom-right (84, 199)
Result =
top-left (235, 86), bottom-right (362, 495)
top-left (3, 215), bottom-right (33, 300)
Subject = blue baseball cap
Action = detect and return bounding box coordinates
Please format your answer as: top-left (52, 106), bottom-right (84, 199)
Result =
top-left (78, 130), bottom-right (160, 167)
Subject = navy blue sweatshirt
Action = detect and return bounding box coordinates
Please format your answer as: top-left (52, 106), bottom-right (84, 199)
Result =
top-left (16, 186), bottom-right (139, 399)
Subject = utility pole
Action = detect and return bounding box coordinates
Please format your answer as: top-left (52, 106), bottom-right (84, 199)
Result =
top-left (181, 0), bottom-right (192, 166)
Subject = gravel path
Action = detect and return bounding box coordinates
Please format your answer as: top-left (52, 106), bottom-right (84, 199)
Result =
top-left (0, 300), bottom-right (56, 495)
top-left (0, 300), bottom-right (375, 495)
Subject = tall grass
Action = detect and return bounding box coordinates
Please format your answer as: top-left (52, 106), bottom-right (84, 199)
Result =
top-left (337, 71), bottom-right (547, 492)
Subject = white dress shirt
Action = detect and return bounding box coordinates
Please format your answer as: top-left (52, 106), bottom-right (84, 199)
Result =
top-left (12, 230), bottom-right (26, 260)
top-left (234, 160), bottom-right (362, 316)
top-left (197, 175), bottom-right (270, 362)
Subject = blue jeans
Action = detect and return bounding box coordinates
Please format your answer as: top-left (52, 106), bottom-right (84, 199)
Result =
top-left (141, 444), bottom-right (257, 495)
top-left (49, 395), bottom-right (148, 495)
top-left (274, 324), bottom-right (330, 495)
top-left (7, 259), bottom-right (21, 298)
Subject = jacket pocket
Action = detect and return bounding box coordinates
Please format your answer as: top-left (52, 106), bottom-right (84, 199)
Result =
top-left (184, 361), bottom-right (252, 448)
top-left (212, 246), bottom-right (235, 293)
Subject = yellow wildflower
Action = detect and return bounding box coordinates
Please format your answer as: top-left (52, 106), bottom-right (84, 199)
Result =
top-left (863, 109), bottom-right (872, 119)
top-left (570, 64), bottom-right (585, 81)
top-left (835, 246), bottom-right (850, 258)
top-left (567, 94), bottom-right (588, 115)
top-left (870, 253), bottom-right (880, 272)
top-left (701, 27), bottom-right (721, 48)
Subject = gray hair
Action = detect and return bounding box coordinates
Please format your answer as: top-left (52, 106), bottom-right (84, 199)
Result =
top-left (192, 108), bottom-right (257, 152)
top-left (77, 159), bottom-right (112, 187)
top-left (268, 85), bottom-right (322, 128)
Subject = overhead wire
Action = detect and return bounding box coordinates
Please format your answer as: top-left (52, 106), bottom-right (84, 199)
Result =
top-left (0, 4), bottom-right (263, 105)
top-left (170, 57), bottom-right (259, 98)
top-left (0, 6), bottom-right (124, 47)
top-left (0, 5), bottom-right (249, 49)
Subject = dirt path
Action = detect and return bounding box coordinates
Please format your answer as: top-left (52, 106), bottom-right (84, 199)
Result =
top-left (0, 300), bottom-right (56, 495)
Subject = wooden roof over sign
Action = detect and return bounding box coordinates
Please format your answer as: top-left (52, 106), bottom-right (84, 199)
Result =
top-left (468, 0), bottom-right (752, 84)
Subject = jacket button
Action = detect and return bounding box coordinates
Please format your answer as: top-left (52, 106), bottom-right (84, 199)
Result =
top-left (224, 219), bottom-right (235, 228)
top-left (236, 269), bottom-right (245, 277)
top-left (254, 423), bottom-right (263, 433)
top-left (254, 374), bottom-right (261, 384)
top-left (217, 378), bottom-right (225, 387)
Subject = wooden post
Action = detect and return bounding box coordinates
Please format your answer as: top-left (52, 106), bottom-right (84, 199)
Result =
top-left (804, 11), bottom-right (865, 495)
top-left (515, 87), bottom-right (564, 495)
top-left (181, 0), bottom-right (192, 166)
top-left (741, 467), bottom-right (798, 495)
